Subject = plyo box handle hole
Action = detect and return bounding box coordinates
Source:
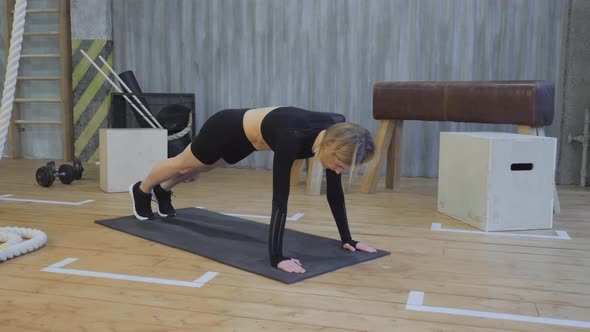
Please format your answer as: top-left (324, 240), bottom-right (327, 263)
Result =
top-left (511, 163), bottom-right (533, 171)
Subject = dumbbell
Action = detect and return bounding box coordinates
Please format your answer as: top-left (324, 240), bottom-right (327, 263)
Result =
top-left (46, 158), bottom-right (84, 180)
top-left (47, 159), bottom-right (84, 179)
top-left (71, 158), bottom-right (84, 180)
top-left (36, 164), bottom-right (74, 187)
top-left (35, 158), bottom-right (85, 187)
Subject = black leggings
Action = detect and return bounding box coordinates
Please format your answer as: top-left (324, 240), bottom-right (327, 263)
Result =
top-left (190, 108), bottom-right (256, 165)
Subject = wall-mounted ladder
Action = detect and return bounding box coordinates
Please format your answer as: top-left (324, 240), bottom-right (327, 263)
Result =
top-left (3, 0), bottom-right (73, 160)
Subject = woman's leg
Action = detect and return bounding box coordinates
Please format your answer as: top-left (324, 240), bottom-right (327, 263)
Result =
top-left (131, 143), bottom-right (227, 220)
top-left (159, 166), bottom-right (206, 190)
top-left (159, 169), bottom-right (199, 191)
top-left (139, 144), bottom-right (226, 194)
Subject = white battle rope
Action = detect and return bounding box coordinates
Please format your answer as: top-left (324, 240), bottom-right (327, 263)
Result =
top-left (0, 0), bottom-right (27, 158)
top-left (0, 227), bottom-right (47, 262)
top-left (0, 1), bottom-right (49, 262)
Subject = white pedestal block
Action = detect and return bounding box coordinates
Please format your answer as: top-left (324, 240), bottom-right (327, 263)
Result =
top-left (99, 128), bottom-right (168, 193)
top-left (438, 132), bottom-right (557, 231)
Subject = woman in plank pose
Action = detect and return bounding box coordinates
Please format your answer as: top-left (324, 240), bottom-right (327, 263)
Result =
top-left (130, 106), bottom-right (376, 274)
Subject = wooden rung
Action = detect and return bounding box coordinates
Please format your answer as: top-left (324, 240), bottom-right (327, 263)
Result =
top-left (11, 8), bottom-right (59, 14)
top-left (23, 32), bottom-right (60, 37)
top-left (14, 98), bottom-right (62, 103)
top-left (21, 54), bottom-right (61, 59)
top-left (17, 76), bottom-right (61, 80)
top-left (13, 120), bottom-right (62, 125)
top-left (26, 8), bottom-right (59, 14)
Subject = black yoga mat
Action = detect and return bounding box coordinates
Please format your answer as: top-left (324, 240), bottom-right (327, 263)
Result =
top-left (95, 208), bottom-right (390, 284)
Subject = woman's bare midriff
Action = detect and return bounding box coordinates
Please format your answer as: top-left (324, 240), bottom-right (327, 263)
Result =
top-left (243, 107), bottom-right (278, 151)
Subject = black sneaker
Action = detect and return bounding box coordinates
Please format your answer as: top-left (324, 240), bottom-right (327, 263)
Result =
top-left (152, 184), bottom-right (176, 217)
top-left (129, 181), bottom-right (154, 220)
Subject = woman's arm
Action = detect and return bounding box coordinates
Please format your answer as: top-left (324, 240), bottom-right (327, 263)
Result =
top-left (268, 152), bottom-right (295, 267)
top-left (325, 169), bottom-right (357, 247)
top-left (326, 169), bottom-right (377, 253)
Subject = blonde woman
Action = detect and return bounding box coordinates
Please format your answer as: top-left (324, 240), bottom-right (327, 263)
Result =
top-left (130, 106), bottom-right (377, 274)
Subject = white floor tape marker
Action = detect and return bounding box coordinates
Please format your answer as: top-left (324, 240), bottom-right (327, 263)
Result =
top-left (0, 194), bottom-right (94, 206)
top-left (196, 206), bottom-right (304, 221)
top-left (42, 258), bottom-right (218, 288)
top-left (406, 291), bottom-right (590, 329)
top-left (431, 223), bottom-right (571, 240)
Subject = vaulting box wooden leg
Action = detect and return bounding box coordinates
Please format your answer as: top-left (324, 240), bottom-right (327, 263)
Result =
top-left (385, 120), bottom-right (403, 191)
top-left (361, 120), bottom-right (396, 193)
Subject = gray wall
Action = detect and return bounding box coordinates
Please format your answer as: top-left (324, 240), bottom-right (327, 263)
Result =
top-left (557, 0), bottom-right (590, 185)
top-left (71, 0), bottom-right (111, 40)
top-left (113, 0), bottom-right (569, 178)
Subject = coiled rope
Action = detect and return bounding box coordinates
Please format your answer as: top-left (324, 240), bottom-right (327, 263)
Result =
top-left (0, 227), bottom-right (48, 262)
top-left (167, 113), bottom-right (192, 141)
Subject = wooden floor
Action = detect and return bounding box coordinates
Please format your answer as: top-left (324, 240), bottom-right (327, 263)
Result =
top-left (1, 159), bottom-right (590, 332)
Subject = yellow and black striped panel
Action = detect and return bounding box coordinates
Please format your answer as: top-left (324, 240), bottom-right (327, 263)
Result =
top-left (72, 39), bottom-right (114, 163)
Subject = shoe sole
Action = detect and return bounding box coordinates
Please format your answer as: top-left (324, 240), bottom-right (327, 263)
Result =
top-left (152, 189), bottom-right (176, 218)
top-left (129, 183), bottom-right (151, 221)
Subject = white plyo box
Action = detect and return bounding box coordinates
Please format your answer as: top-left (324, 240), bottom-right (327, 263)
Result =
top-left (99, 128), bottom-right (168, 193)
top-left (437, 132), bottom-right (557, 231)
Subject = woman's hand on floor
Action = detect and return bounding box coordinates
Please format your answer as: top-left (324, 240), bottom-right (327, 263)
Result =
top-left (277, 258), bottom-right (306, 273)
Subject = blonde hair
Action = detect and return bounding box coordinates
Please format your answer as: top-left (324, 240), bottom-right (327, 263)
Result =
top-left (314, 122), bottom-right (375, 190)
